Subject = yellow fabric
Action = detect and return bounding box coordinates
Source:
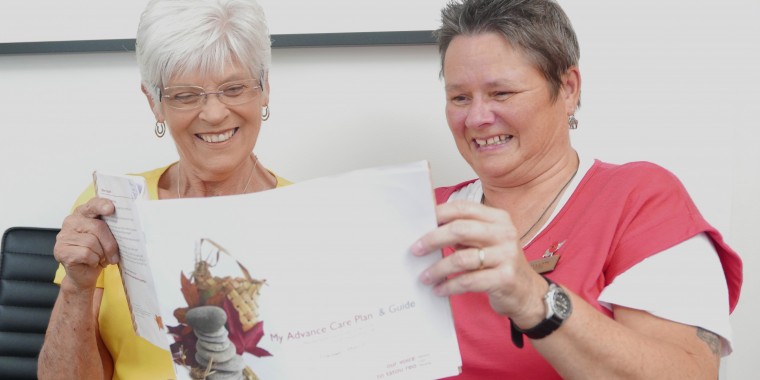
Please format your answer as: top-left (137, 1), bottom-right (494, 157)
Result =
top-left (54, 164), bottom-right (292, 380)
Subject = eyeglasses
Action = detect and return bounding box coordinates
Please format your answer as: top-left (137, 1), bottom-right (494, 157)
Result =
top-left (161, 79), bottom-right (262, 110)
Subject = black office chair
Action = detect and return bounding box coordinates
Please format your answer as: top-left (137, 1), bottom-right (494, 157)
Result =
top-left (0, 227), bottom-right (60, 380)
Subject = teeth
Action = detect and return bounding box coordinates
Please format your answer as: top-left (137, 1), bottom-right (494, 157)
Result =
top-left (476, 135), bottom-right (510, 147)
top-left (199, 129), bottom-right (235, 143)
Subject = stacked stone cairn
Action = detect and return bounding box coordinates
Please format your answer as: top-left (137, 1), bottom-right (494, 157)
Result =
top-left (186, 305), bottom-right (248, 380)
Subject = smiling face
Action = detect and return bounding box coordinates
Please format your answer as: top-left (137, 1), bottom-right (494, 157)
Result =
top-left (443, 32), bottom-right (578, 185)
top-left (151, 60), bottom-right (269, 182)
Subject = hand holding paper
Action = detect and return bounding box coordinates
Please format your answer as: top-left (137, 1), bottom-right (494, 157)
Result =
top-left (100, 161), bottom-right (462, 379)
top-left (93, 172), bottom-right (166, 349)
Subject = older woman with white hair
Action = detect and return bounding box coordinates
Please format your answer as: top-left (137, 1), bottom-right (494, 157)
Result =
top-left (38, 0), bottom-right (289, 378)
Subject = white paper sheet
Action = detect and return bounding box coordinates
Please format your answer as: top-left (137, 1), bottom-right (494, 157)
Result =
top-left (132, 161), bottom-right (461, 379)
top-left (92, 171), bottom-right (165, 349)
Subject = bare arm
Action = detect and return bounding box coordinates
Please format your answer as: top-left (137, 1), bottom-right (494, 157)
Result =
top-left (531, 294), bottom-right (719, 379)
top-left (39, 287), bottom-right (113, 379)
top-left (38, 198), bottom-right (119, 380)
top-left (413, 200), bottom-right (721, 379)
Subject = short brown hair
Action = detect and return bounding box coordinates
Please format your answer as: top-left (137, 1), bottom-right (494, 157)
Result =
top-left (435, 0), bottom-right (580, 102)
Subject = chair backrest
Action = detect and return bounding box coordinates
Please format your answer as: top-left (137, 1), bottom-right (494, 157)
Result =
top-left (0, 227), bottom-right (60, 380)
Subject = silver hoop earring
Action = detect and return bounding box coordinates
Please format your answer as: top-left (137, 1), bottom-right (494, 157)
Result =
top-left (262, 105), bottom-right (270, 121)
top-left (155, 121), bottom-right (166, 138)
top-left (568, 114), bottom-right (578, 130)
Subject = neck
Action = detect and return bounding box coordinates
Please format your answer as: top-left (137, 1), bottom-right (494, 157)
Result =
top-left (482, 151), bottom-right (579, 240)
top-left (176, 154), bottom-right (259, 199)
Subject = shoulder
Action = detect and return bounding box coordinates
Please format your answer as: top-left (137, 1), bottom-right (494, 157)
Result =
top-left (434, 179), bottom-right (479, 205)
top-left (587, 160), bottom-right (743, 311)
top-left (579, 159), bottom-right (701, 225)
top-left (585, 160), bottom-right (690, 204)
top-left (129, 164), bottom-right (171, 183)
top-left (271, 171), bottom-right (293, 188)
top-left (592, 160), bottom-right (683, 186)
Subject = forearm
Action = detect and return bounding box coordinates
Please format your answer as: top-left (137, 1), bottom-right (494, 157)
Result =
top-left (38, 280), bottom-right (105, 380)
top-left (531, 293), bottom-right (718, 379)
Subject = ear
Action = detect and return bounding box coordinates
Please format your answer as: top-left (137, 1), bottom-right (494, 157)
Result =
top-left (261, 73), bottom-right (270, 107)
top-left (559, 66), bottom-right (581, 115)
top-left (141, 84), bottom-right (164, 122)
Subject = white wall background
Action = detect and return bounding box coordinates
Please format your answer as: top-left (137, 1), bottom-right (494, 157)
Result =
top-left (0, 0), bottom-right (758, 378)
top-left (0, 0), bottom-right (447, 43)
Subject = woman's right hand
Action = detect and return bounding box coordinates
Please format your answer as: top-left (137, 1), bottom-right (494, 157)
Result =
top-left (40, 197), bottom-right (116, 380)
top-left (54, 197), bottom-right (120, 290)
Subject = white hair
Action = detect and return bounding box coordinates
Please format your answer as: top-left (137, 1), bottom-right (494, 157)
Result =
top-left (136, 0), bottom-right (272, 103)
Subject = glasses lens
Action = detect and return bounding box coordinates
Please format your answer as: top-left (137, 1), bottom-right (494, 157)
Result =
top-left (163, 86), bottom-right (204, 109)
top-left (218, 79), bottom-right (260, 106)
top-left (162, 79), bottom-right (260, 110)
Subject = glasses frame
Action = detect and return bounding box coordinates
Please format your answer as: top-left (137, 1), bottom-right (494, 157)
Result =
top-left (160, 77), bottom-right (263, 110)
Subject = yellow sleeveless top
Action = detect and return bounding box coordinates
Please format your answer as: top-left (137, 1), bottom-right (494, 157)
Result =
top-left (54, 164), bottom-right (292, 379)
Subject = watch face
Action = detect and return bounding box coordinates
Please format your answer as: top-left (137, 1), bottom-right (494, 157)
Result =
top-left (553, 290), bottom-right (572, 319)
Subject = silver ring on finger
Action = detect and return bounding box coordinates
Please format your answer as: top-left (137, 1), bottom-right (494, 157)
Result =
top-left (478, 248), bottom-right (486, 270)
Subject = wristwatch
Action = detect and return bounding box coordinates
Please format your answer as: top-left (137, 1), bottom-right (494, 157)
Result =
top-left (510, 276), bottom-right (572, 348)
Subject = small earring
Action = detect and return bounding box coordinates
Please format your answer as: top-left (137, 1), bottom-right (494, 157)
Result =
top-left (155, 121), bottom-right (166, 138)
top-left (568, 114), bottom-right (578, 130)
top-left (262, 105), bottom-right (270, 121)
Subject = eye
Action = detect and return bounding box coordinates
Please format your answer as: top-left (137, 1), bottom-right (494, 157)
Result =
top-left (221, 83), bottom-right (247, 97)
top-left (493, 91), bottom-right (513, 101)
top-left (173, 92), bottom-right (201, 104)
top-left (449, 94), bottom-right (470, 106)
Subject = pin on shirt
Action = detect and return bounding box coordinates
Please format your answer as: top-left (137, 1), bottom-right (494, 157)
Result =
top-left (529, 240), bottom-right (565, 274)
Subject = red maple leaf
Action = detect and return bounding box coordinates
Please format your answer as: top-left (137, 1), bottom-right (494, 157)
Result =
top-left (180, 272), bottom-right (200, 308)
top-left (223, 298), bottom-right (272, 357)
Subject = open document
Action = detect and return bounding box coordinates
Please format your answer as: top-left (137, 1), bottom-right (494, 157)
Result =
top-left (96, 161), bottom-right (462, 380)
top-left (92, 172), bottom-right (166, 348)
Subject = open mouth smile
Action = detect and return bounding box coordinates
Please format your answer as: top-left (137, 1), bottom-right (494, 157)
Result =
top-left (196, 127), bottom-right (239, 143)
top-left (475, 134), bottom-right (512, 148)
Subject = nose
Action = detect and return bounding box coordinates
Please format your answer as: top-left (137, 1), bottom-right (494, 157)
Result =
top-left (464, 98), bottom-right (495, 129)
top-left (198, 92), bottom-right (229, 124)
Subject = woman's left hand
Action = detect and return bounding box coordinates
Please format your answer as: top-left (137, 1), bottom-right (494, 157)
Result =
top-left (412, 203), bottom-right (722, 379)
top-left (411, 200), bottom-right (548, 323)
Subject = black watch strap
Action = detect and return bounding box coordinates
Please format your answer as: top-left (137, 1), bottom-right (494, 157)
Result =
top-left (509, 276), bottom-right (567, 348)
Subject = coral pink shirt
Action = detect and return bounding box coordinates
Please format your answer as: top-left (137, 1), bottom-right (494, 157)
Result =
top-left (436, 160), bottom-right (742, 379)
